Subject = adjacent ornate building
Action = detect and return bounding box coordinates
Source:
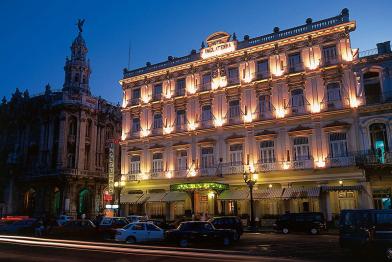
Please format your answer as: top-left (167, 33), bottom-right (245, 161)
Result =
top-left (0, 24), bottom-right (121, 218)
top-left (119, 9), bottom-right (392, 222)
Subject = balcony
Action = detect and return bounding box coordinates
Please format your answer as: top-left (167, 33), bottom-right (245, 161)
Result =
top-left (325, 155), bottom-right (355, 168)
top-left (255, 161), bottom-right (277, 172)
top-left (356, 151), bottom-right (392, 166)
top-left (254, 70), bottom-right (270, 81)
top-left (151, 128), bottom-right (163, 136)
top-left (320, 98), bottom-right (349, 112)
top-left (323, 57), bottom-right (339, 66)
top-left (151, 170), bottom-right (165, 179)
top-left (176, 88), bottom-right (186, 97)
top-left (221, 162), bottom-right (245, 175)
top-left (128, 98), bottom-right (140, 106)
top-left (288, 62), bottom-right (304, 74)
top-left (152, 93), bottom-right (162, 101)
top-left (199, 119), bottom-right (213, 129)
top-left (285, 99), bottom-right (311, 116)
top-left (284, 158), bottom-right (314, 170)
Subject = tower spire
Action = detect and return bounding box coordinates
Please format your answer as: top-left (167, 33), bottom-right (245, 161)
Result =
top-left (62, 19), bottom-right (91, 95)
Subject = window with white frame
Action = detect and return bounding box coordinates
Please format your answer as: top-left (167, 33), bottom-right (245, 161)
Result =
top-left (132, 118), bottom-right (140, 133)
top-left (201, 147), bottom-right (214, 168)
top-left (176, 110), bottom-right (186, 129)
top-left (202, 73), bottom-right (211, 90)
top-left (152, 152), bottom-right (163, 172)
top-left (329, 133), bottom-right (348, 157)
top-left (259, 95), bottom-right (271, 113)
top-left (201, 105), bottom-right (212, 122)
top-left (229, 100), bottom-right (240, 121)
top-left (229, 144), bottom-right (243, 166)
top-left (326, 83), bottom-right (341, 103)
top-left (323, 45), bottom-right (338, 65)
top-left (260, 140), bottom-right (275, 163)
top-left (291, 89), bottom-right (305, 113)
top-left (293, 137), bottom-right (310, 160)
top-left (129, 155), bottom-right (141, 174)
top-left (177, 150), bottom-right (188, 170)
top-left (153, 113), bottom-right (163, 129)
top-left (228, 67), bottom-right (239, 84)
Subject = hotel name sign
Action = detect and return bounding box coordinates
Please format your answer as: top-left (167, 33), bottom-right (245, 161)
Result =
top-left (200, 41), bottom-right (237, 59)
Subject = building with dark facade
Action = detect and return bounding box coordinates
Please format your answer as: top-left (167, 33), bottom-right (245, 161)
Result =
top-left (0, 24), bottom-right (121, 218)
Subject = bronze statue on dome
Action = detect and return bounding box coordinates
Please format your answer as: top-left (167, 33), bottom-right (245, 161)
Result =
top-left (76, 19), bottom-right (85, 33)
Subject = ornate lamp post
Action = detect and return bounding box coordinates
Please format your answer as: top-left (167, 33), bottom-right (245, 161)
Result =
top-left (243, 169), bottom-right (257, 228)
top-left (114, 176), bottom-right (126, 216)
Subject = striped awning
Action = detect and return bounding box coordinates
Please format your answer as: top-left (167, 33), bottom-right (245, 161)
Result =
top-left (253, 188), bottom-right (283, 199)
top-left (282, 187), bottom-right (320, 199)
top-left (321, 185), bottom-right (363, 192)
top-left (218, 189), bottom-right (249, 200)
top-left (162, 192), bottom-right (188, 202)
top-left (120, 194), bottom-right (143, 204)
top-left (137, 193), bottom-right (167, 203)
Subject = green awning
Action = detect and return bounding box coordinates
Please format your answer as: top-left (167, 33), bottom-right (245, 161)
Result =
top-left (170, 182), bottom-right (229, 192)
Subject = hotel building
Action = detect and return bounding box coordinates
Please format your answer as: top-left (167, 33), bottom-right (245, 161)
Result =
top-left (119, 9), bottom-right (390, 222)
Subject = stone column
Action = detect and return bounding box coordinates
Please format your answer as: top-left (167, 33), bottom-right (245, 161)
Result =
top-left (358, 182), bottom-right (374, 209)
top-left (77, 112), bottom-right (86, 170)
top-left (90, 119), bottom-right (98, 170)
top-left (57, 113), bottom-right (68, 169)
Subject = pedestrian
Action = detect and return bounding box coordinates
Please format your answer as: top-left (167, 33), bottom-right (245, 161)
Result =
top-left (34, 219), bottom-right (44, 237)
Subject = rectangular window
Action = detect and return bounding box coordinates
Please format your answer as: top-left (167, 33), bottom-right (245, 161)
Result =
top-left (256, 60), bottom-right (269, 79)
top-left (260, 140), bottom-right (275, 163)
top-left (153, 84), bottom-right (162, 101)
top-left (132, 118), bottom-right (140, 133)
top-left (202, 73), bottom-right (211, 91)
top-left (201, 147), bottom-right (214, 168)
top-left (229, 100), bottom-right (240, 123)
top-left (329, 133), bottom-right (348, 157)
top-left (288, 53), bottom-right (302, 73)
top-left (259, 95), bottom-right (271, 113)
top-left (323, 45), bottom-right (338, 65)
top-left (228, 67), bottom-right (239, 84)
top-left (201, 105), bottom-right (212, 124)
top-left (176, 78), bottom-right (186, 96)
top-left (291, 89), bottom-right (306, 114)
top-left (153, 114), bottom-right (162, 129)
top-left (130, 155), bottom-right (141, 174)
top-left (132, 88), bottom-right (141, 105)
top-left (293, 137), bottom-right (310, 160)
top-left (176, 110), bottom-right (186, 131)
top-left (152, 153), bottom-right (163, 172)
top-left (229, 144), bottom-right (243, 166)
top-left (326, 83), bottom-right (342, 107)
top-left (177, 150), bottom-right (188, 170)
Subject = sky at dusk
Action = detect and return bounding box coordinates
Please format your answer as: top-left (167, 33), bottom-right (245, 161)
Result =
top-left (0, 0), bottom-right (391, 104)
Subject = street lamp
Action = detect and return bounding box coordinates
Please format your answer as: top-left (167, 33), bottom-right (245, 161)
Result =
top-left (114, 176), bottom-right (126, 216)
top-left (243, 169), bottom-right (257, 228)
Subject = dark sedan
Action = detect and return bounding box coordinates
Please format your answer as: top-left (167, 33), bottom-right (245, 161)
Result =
top-left (165, 221), bottom-right (238, 247)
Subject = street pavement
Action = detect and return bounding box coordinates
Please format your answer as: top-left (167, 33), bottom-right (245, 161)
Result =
top-left (0, 233), bottom-right (373, 261)
top-left (0, 235), bottom-right (299, 262)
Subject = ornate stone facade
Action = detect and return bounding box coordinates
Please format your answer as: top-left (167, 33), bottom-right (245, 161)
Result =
top-left (118, 9), bottom-right (391, 222)
top-left (0, 25), bottom-right (121, 218)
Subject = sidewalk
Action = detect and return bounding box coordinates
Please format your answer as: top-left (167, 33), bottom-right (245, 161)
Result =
top-left (243, 227), bottom-right (339, 235)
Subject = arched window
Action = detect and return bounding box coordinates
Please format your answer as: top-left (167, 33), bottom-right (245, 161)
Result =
top-left (78, 188), bottom-right (90, 216)
top-left (24, 188), bottom-right (36, 215)
top-left (69, 116), bottom-right (77, 136)
top-left (369, 123), bottom-right (389, 163)
top-left (363, 71), bottom-right (382, 105)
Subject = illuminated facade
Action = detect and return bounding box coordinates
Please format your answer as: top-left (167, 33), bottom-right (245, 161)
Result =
top-left (119, 9), bottom-right (388, 221)
top-left (0, 24), bottom-right (121, 218)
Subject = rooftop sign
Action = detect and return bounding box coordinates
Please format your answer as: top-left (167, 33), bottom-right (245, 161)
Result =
top-left (200, 41), bottom-right (237, 59)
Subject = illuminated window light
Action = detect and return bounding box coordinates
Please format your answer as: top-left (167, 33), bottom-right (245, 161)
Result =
top-left (276, 108), bottom-right (286, 118)
top-left (141, 173), bottom-right (149, 180)
top-left (308, 60), bottom-right (319, 70)
top-left (219, 77), bottom-right (227, 87)
top-left (248, 163), bottom-right (255, 173)
top-left (268, 184), bottom-right (273, 188)
top-left (208, 191), bottom-right (215, 199)
top-left (187, 85), bottom-right (197, 95)
top-left (311, 103), bottom-right (321, 113)
top-left (121, 132), bottom-right (127, 141)
top-left (211, 80), bottom-right (219, 90)
top-left (251, 173), bottom-right (258, 181)
top-left (243, 74), bottom-right (253, 83)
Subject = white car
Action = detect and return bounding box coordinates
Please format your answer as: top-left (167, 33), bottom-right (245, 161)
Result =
top-left (115, 222), bottom-right (164, 243)
top-left (57, 215), bottom-right (73, 226)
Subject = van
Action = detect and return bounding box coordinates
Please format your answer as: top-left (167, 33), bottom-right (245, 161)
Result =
top-left (339, 209), bottom-right (392, 260)
top-left (273, 212), bottom-right (326, 234)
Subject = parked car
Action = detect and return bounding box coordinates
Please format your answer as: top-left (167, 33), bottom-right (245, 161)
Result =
top-left (165, 221), bottom-right (238, 247)
top-left (115, 222), bottom-right (165, 243)
top-left (57, 215), bottom-right (74, 226)
top-left (273, 212), bottom-right (326, 235)
top-left (209, 216), bottom-right (243, 239)
top-left (0, 218), bottom-right (38, 234)
top-left (98, 217), bottom-right (130, 239)
top-left (126, 215), bottom-right (147, 223)
top-left (144, 219), bottom-right (174, 230)
top-left (50, 219), bottom-right (99, 240)
top-left (340, 209), bottom-right (392, 260)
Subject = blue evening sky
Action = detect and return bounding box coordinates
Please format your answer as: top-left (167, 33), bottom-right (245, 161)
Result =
top-left (0, 0), bottom-right (391, 104)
